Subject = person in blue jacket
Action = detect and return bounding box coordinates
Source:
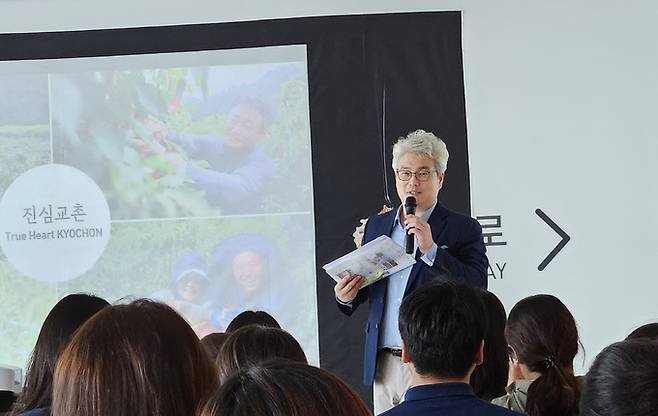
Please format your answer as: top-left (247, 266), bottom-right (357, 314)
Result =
top-left (169, 98), bottom-right (275, 214)
top-left (138, 97), bottom-right (275, 215)
top-left (334, 129), bottom-right (488, 414)
top-left (380, 282), bottom-right (520, 416)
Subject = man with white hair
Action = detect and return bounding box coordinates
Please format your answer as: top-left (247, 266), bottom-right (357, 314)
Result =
top-left (335, 129), bottom-right (488, 414)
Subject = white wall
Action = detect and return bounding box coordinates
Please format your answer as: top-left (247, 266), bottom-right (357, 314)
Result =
top-left (3, 0), bottom-right (657, 370)
top-left (462, 1), bottom-right (658, 371)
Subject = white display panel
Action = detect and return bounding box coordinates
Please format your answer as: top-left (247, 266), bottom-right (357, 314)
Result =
top-left (466, 2), bottom-right (658, 370)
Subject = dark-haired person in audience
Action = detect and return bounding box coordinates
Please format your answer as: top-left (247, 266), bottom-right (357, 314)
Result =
top-left (335, 130), bottom-right (488, 414)
top-left (200, 359), bottom-right (372, 416)
top-left (470, 290), bottom-right (508, 401)
top-left (51, 299), bottom-right (217, 416)
top-left (625, 322), bottom-right (658, 340)
top-left (0, 390), bottom-right (16, 416)
top-left (580, 339), bottom-right (658, 416)
top-left (493, 294), bottom-right (581, 416)
top-left (381, 282), bottom-right (519, 416)
top-left (216, 325), bottom-right (306, 384)
top-left (225, 310), bottom-right (280, 332)
top-left (201, 332), bottom-right (229, 362)
top-left (10, 294), bottom-right (109, 416)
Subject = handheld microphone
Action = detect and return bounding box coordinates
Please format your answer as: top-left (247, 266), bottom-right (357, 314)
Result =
top-left (404, 196), bottom-right (417, 254)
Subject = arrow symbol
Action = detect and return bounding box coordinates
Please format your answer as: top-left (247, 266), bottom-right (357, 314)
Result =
top-left (535, 209), bottom-right (571, 271)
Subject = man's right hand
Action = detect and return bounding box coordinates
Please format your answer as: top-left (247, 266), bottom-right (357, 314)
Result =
top-left (334, 274), bottom-right (365, 303)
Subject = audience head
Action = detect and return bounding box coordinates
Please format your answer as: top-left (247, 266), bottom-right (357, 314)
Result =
top-left (470, 289), bottom-right (508, 400)
top-left (226, 310), bottom-right (280, 332)
top-left (10, 294), bottom-right (108, 415)
top-left (580, 339), bottom-right (658, 416)
top-left (216, 325), bottom-right (307, 383)
top-left (200, 359), bottom-right (371, 416)
top-left (51, 299), bottom-right (217, 416)
top-left (201, 332), bottom-right (230, 361)
top-left (505, 294), bottom-right (580, 416)
top-left (625, 322), bottom-right (658, 341)
top-left (398, 281), bottom-right (486, 381)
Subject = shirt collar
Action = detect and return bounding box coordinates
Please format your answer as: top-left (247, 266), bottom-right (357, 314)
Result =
top-left (393, 201), bottom-right (437, 227)
top-left (404, 383), bottom-right (476, 402)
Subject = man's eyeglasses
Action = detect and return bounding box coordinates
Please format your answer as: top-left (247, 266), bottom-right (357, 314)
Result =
top-left (395, 169), bottom-right (438, 182)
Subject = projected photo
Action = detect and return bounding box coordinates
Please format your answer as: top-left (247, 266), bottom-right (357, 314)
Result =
top-left (53, 213), bottom-right (316, 350)
top-left (0, 75), bottom-right (51, 195)
top-left (0, 46), bottom-right (319, 370)
top-left (51, 62), bottom-right (312, 219)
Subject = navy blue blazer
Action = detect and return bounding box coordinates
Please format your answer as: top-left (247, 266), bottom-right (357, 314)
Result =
top-left (380, 383), bottom-right (522, 416)
top-left (337, 204), bottom-right (488, 385)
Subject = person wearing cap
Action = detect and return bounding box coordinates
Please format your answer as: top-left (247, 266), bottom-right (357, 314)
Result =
top-left (151, 249), bottom-right (214, 336)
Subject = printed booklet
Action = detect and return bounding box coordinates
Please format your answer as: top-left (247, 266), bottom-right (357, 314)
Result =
top-left (323, 235), bottom-right (416, 287)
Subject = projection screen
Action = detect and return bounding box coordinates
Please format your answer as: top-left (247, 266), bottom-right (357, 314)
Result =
top-left (0, 45), bottom-right (319, 370)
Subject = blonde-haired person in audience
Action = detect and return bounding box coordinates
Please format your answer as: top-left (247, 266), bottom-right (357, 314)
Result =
top-left (51, 299), bottom-right (217, 416)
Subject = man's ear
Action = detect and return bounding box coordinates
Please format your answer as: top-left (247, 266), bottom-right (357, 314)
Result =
top-left (474, 339), bottom-right (485, 366)
top-left (401, 341), bottom-right (411, 364)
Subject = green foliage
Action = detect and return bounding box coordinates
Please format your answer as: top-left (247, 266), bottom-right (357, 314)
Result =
top-left (0, 260), bottom-right (57, 368)
top-left (0, 129), bottom-right (51, 194)
top-left (0, 214), bottom-right (318, 368)
top-left (0, 125), bottom-right (50, 137)
top-left (0, 64), bottom-right (320, 368)
top-left (59, 218), bottom-right (281, 297)
top-left (51, 65), bottom-right (314, 218)
top-left (185, 113), bottom-right (227, 137)
top-left (262, 78), bottom-right (313, 212)
top-left (51, 69), bottom-right (217, 219)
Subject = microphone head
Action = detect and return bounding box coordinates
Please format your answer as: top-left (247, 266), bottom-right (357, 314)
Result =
top-left (404, 196), bottom-right (417, 215)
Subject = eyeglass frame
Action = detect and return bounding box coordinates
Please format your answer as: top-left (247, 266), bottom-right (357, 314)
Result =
top-left (394, 168), bottom-right (440, 182)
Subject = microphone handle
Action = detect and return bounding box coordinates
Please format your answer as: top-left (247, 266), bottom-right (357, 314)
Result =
top-left (404, 196), bottom-right (417, 255)
top-left (405, 233), bottom-right (415, 254)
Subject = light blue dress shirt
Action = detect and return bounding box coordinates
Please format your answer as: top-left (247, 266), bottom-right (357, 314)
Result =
top-left (378, 203), bottom-right (438, 348)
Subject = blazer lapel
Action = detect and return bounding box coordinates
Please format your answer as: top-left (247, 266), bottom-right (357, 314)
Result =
top-left (369, 208), bottom-right (397, 239)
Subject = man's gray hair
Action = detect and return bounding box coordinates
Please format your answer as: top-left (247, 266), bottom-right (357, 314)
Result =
top-left (392, 129), bottom-right (449, 174)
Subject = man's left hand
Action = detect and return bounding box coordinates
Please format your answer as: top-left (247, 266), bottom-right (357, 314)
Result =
top-left (404, 215), bottom-right (434, 254)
